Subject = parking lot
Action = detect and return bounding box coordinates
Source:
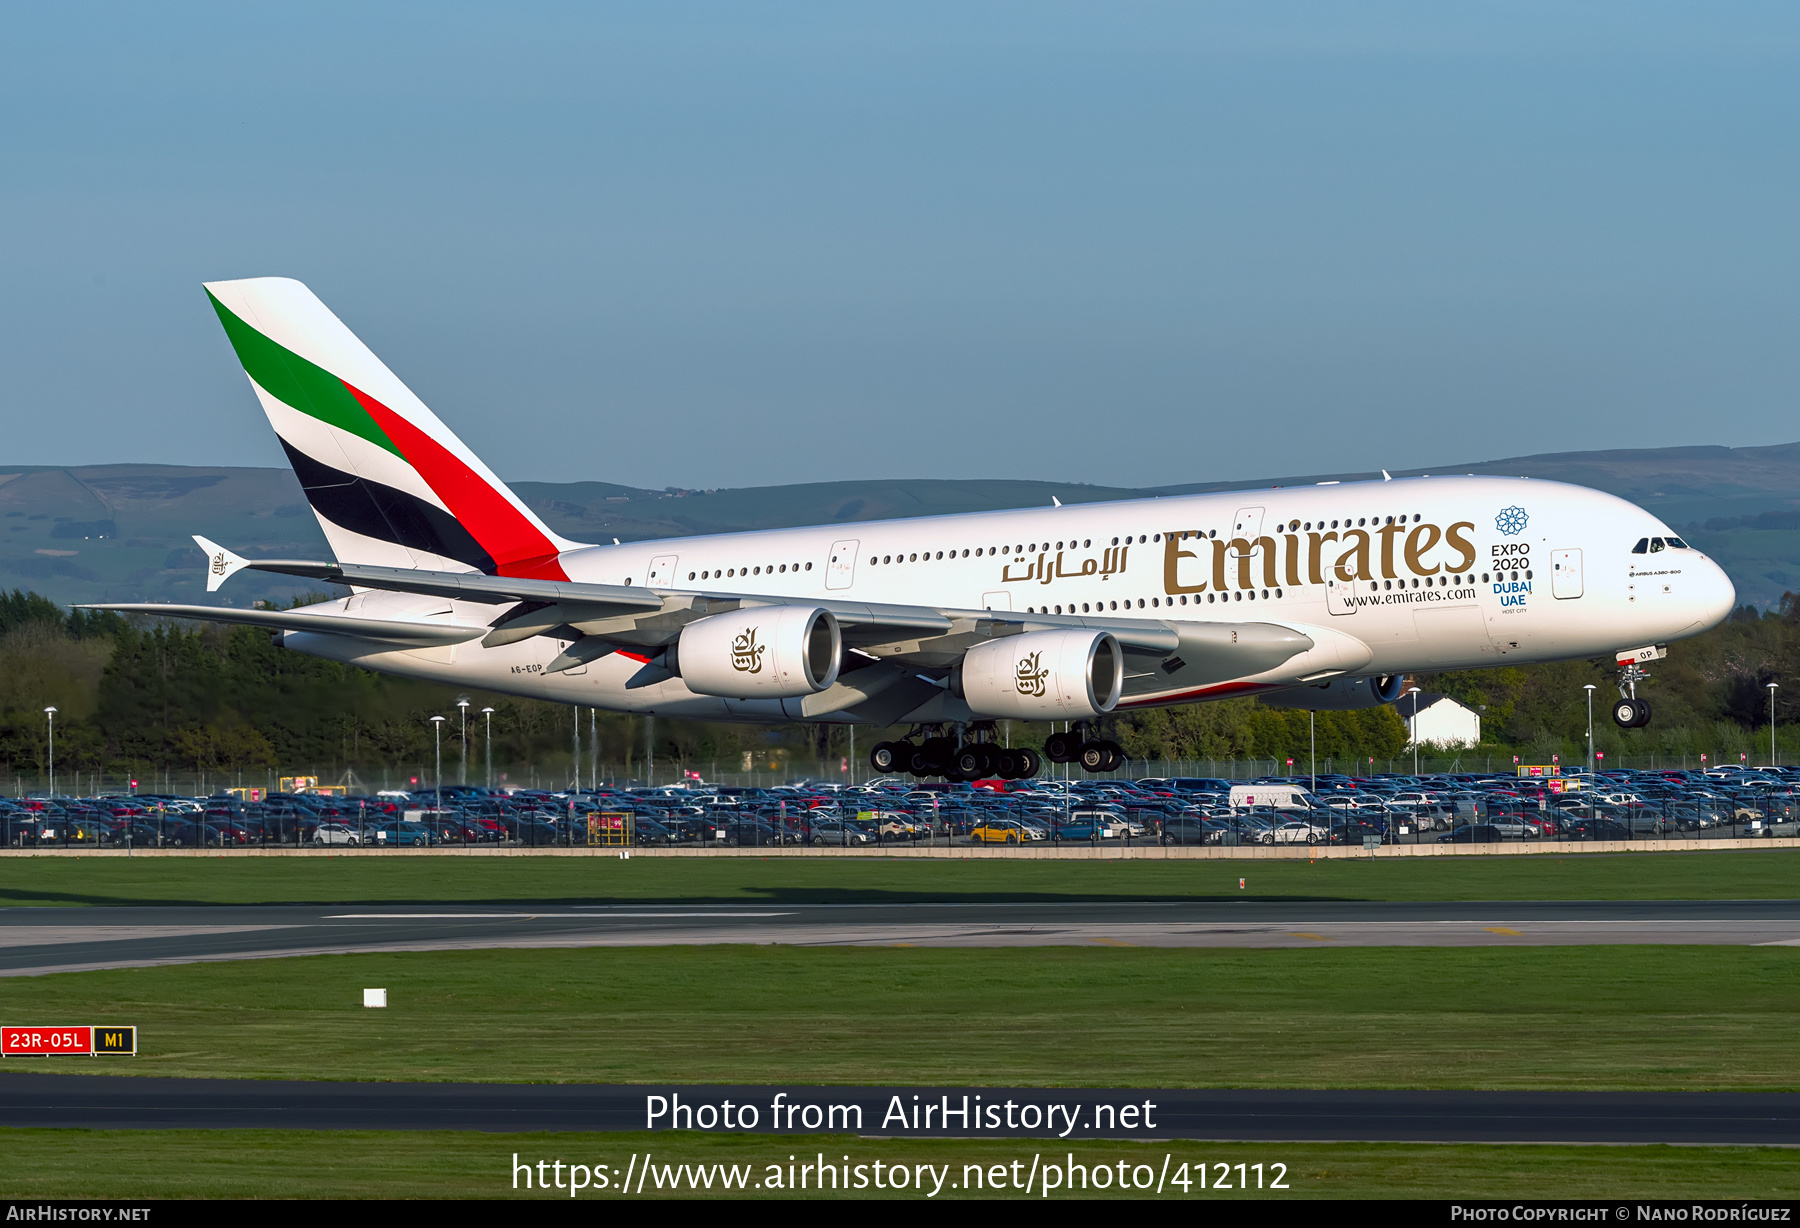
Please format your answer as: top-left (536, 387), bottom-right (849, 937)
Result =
top-left (3, 763), bottom-right (1798, 851)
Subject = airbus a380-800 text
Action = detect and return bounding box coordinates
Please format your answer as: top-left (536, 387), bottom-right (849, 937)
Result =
top-left (94, 277), bottom-right (1736, 779)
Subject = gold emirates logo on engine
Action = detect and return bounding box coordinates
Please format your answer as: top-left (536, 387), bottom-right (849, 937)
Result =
top-left (730, 628), bottom-right (764, 674)
top-left (1015, 650), bottom-right (1049, 697)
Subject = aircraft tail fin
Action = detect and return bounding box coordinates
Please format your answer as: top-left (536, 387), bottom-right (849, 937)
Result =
top-left (202, 277), bottom-right (587, 578)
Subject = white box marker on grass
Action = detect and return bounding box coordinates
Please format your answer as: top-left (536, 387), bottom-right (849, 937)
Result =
top-left (363, 988), bottom-right (387, 1008)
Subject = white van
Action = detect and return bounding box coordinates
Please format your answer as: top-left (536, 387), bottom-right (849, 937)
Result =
top-left (1229, 785), bottom-right (1316, 812)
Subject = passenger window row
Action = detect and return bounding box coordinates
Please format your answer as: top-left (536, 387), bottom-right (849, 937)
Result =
top-left (690, 562), bottom-right (812, 581)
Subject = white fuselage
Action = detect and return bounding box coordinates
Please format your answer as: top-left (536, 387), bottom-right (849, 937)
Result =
top-left (282, 474), bottom-right (1735, 724)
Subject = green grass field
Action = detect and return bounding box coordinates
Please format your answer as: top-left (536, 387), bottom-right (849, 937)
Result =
top-left (2, 847), bottom-right (1797, 907)
top-left (0, 1131), bottom-right (1794, 1200)
top-left (6, 945), bottom-right (1796, 1088)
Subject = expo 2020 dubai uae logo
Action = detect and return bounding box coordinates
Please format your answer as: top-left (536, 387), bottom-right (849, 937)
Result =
top-left (1495, 506), bottom-right (1529, 536)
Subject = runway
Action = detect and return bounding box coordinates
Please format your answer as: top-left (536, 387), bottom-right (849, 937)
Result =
top-left (0, 1072), bottom-right (1795, 1143)
top-left (2, 899), bottom-right (1799, 975)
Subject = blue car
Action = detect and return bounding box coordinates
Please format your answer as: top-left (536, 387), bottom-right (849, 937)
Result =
top-left (369, 822), bottom-right (434, 847)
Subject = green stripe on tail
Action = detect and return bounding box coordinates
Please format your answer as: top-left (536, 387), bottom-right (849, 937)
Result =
top-left (206, 290), bottom-right (402, 459)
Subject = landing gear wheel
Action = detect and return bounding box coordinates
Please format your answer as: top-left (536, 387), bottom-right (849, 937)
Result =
top-left (869, 742), bottom-right (903, 774)
top-left (995, 749), bottom-right (1024, 780)
top-left (1044, 731), bottom-right (1081, 763)
top-left (1612, 698), bottom-right (1652, 729)
top-left (1016, 748), bottom-right (1043, 779)
top-left (1078, 740), bottom-right (1124, 773)
top-left (954, 743), bottom-right (998, 778)
top-left (1632, 699), bottom-right (1652, 728)
top-left (917, 735), bottom-right (957, 776)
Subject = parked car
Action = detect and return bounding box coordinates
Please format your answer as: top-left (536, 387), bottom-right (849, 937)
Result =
top-left (1561, 818), bottom-right (1633, 841)
top-left (1438, 824), bottom-right (1504, 844)
top-left (369, 822), bottom-right (433, 847)
top-left (1262, 820), bottom-right (1325, 846)
top-left (968, 818), bottom-right (1040, 844)
top-left (1482, 813), bottom-right (1541, 839)
top-left (808, 821), bottom-right (874, 846)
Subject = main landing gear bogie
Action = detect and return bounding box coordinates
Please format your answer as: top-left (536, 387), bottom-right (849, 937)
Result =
top-left (870, 728), bottom-right (1043, 782)
top-left (872, 721), bottom-right (1124, 781)
top-left (1045, 723), bottom-right (1125, 773)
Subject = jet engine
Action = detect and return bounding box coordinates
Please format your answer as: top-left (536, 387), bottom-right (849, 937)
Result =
top-left (677, 606), bottom-right (841, 699)
top-left (957, 629), bottom-right (1123, 720)
top-left (1259, 674), bottom-right (1408, 711)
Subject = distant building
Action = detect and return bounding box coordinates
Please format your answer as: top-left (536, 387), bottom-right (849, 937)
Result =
top-left (1402, 693), bottom-right (1481, 748)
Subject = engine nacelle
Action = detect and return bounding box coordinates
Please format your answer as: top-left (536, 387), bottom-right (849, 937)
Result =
top-left (1259, 674), bottom-right (1407, 711)
top-left (958, 629), bottom-right (1123, 720)
top-left (677, 606), bottom-right (841, 699)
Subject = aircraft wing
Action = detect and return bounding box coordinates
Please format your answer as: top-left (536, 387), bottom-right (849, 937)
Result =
top-left (223, 554), bottom-right (1187, 652)
top-left (85, 603), bottom-right (484, 647)
top-left (143, 543), bottom-right (1322, 699)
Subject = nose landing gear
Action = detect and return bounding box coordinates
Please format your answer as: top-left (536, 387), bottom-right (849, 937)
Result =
top-left (1611, 645), bottom-right (1666, 729)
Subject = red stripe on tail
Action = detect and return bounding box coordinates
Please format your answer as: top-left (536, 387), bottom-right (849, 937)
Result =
top-left (343, 382), bottom-right (568, 580)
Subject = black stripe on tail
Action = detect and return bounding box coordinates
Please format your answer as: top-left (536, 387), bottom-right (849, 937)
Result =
top-left (279, 438), bottom-right (497, 574)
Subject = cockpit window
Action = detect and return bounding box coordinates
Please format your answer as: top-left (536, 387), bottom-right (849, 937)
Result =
top-left (1649, 538), bottom-right (1666, 553)
top-left (1632, 538), bottom-right (1649, 554)
top-left (1664, 536), bottom-right (1688, 548)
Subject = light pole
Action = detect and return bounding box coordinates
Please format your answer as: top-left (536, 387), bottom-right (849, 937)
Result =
top-left (1405, 686), bottom-right (1422, 776)
top-left (482, 707), bottom-right (495, 789)
top-left (1769, 683), bottom-right (1779, 767)
top-left (457, 698), bottom-right (469, 785)
top-left (1583, 684), bottom-right (1596, 775)
top-left (43, 707), bottom-right (56, 797)
top-left (1309, 710), bottom-right (1316, 794)
top-left (429, 716), bottom-right (446, 811)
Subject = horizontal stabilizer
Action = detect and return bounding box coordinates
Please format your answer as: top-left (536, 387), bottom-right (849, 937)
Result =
top-left (193, 536), bottom-right (250, 594)
top-left (82, 603), bottom-right (485, 647)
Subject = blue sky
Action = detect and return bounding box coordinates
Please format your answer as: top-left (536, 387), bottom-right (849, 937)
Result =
top-left (2, 3), bottom-right (1797, 489)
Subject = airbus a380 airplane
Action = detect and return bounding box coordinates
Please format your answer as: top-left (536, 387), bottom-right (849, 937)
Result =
top-left (94, 277), bottom-right (1737, 779)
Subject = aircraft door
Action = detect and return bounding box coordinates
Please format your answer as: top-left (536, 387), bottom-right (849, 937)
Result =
top-left (981, 591), bottom-right (1012, 611)
top-left (1326, 574), bottom-right (1361, 616)
top-left (826, 539), bottom-right (859, 590)
top-left (646, 554), bottom-right (679, 587)
top-left (1551, 549), bottom-right (1583, 599)
top-left (1230, 506), bottom-right (1268, 597)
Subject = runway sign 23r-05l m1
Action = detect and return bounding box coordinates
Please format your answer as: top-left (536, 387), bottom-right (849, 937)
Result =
top-left (1, 1026), bottom-right (136, 1056)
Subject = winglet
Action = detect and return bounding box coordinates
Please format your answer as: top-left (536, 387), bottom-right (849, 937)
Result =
top-left (193, 535), bottom-right (249, 593)
top-left (1051, 496), bottom-right (1062, 508)
top-left (1381, 470), bottom-right (1392, 481)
